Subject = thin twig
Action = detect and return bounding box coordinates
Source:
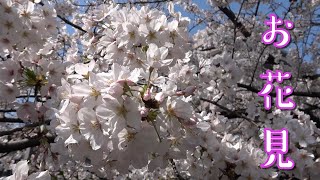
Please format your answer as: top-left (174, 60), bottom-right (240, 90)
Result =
top-left (151, 120), bottom-right (162, 142)
top-left (249, 46), bottom-right (267, 86)
top-left (218, 6), bottom-right (251, 38)
top-left (116, 0), bottom-right (173, 5)
top-left (200, 97), bottom-right (259, 127)
top-left (237, 83), bottom-right (320, 98)
top-left (38, 1), bottom-right (87, 33)
top-left (57, 15), bottom-right (87, 33)
top-left (254, 0), bottom-right (260, 16)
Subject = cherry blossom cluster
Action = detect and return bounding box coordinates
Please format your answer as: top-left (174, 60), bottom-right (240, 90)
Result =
top-left (1, 160), bottom-right (50, 180)
top-left (49, 3), bottom-right (202, 177)
top-left (0, 0), bottom-right (62, 124)
top-left (0, 0), bottom-right (56, 55)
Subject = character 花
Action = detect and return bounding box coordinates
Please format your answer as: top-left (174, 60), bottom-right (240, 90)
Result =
top-left (258, 70), bottom-right (296, 110)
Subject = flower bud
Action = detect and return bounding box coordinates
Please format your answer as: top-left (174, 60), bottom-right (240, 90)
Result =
top-left (139, 107), bottom-right (149, 117)
top-left (143, 88), bottom-right (151, 101)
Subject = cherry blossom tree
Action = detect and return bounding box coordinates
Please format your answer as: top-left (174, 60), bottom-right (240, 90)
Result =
top-left (0, 0), bottom-right (319, 179)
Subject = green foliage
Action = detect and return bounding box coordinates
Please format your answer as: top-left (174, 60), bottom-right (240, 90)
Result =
top-left (24, 68), bottom-right (47, 87)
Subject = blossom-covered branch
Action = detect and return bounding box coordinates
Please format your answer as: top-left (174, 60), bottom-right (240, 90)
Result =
top-left (237, 83), bottom-right (320, 98)
top-left (57, 15), bottom-right (87, 33)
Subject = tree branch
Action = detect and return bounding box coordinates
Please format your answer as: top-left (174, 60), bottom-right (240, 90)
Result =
top-left (0, 118), bottom-right (24, 123)
top-left (0, 109), bottom-right (16, 113)
top-left (302, 74), bottom-right (320, 80)
top-left (116, 0), bottom-right (172, 5)
top-left (299, 108), bottom-right (320, 127)
top-left (38, 1), bottom-right (87, 33)
top-left (0, 126), bottom-right (26, 137)
top-left (0, 120), bottom-right (51, 136)
top-left (200, 97), bottom-right (258, 126)
top-left (218, 6), bottom-right (251, 38)
top-left (57, 15), bottom-right (87, 33)
top-left (237, 83), bottom-right (320, 98)
top-left (254, 0), bottom-right (260, 16)
top-left (169, 158), bottom-right (185, 180)
top-left (0, 135), bottom-right (55, 153)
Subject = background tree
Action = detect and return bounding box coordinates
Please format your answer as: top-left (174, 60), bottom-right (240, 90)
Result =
top-left (0, 0), bottom-right (319, 179)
